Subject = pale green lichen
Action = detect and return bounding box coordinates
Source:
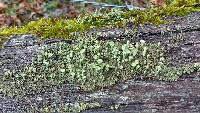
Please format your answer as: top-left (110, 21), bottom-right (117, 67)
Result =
top-left (28, 102), bottom-right (101, 113)
top-left (1, 37), bottom-right (200, 98)
top-left (0, 38), bottom-right (171, 97)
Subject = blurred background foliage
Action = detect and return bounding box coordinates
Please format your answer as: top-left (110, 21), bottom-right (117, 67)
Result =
top-left (0, 0), bottom-right (173, 27)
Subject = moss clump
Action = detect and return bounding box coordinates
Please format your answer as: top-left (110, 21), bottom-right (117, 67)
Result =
top-left (0, 0), bottom-right (200, 48)
top-left (171, 0), bottom-right (199, 7)
top-left (0, 9), bottom-right (126, 39)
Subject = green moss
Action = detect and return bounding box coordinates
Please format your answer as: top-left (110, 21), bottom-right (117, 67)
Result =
top-left (0, 0), bottom-right (200, 48)
top-left (171, 0), bottom-right (198, 7)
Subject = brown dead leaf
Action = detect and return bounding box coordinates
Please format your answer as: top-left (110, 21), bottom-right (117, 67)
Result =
top-left (150, 0), bottom-right (166, 6)
top-left (0, 14), bottom-right (6, 27)
top-left (10, 15), bottom-right (21, 26)
top-left (29, 1), bottom-right (44, 14)
top-left (0, 14), bottom-right (21, 27)
top-left (18, 0), bottom-right (31, 10)
top-left (0, 2), bottom-right (7, 14)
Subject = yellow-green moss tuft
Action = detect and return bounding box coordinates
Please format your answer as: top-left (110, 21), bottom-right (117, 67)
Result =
top-left (171, 0), bottom-right (198, 7)
top-left (0, 0), bottom-right (200, 48)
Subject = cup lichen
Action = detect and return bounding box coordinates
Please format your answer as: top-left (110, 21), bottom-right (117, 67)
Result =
top-left (28, 102), bottom-right (101, 113)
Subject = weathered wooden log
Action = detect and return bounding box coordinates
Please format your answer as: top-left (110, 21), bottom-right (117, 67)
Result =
top-left (0, 12), bottom-right (200, 113)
